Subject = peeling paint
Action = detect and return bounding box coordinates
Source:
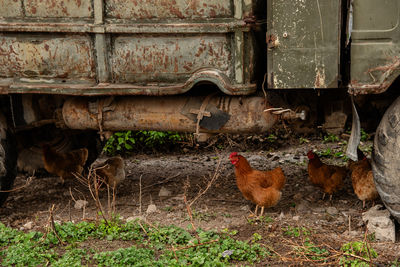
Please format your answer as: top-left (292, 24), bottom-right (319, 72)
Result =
top-left (267, 0), bottom-right (339, 89)
top-left (314, 65), bottom-right (326, 88)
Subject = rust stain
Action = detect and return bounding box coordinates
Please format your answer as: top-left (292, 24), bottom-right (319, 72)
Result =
top-left (25, 0), bottom-right (92, 18)
top-left (351, 57), bottom-right (400, 95)
top-left (0, 35), bottom-right (95, 80)
top-left (111, 35), bottom-right (231, 83)
top-left (106, 0), bottom-right (232, 20)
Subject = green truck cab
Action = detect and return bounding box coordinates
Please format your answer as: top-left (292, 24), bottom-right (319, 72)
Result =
top-left (1, 0), bottom-right (400, 221)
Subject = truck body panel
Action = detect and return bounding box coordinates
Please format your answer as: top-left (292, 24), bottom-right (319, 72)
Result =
top-left (350, 0), bottom-right (400, 95)
top-left (0, 0), bottom-right (262, 96)
top-left (267, 0), bottom-right (341, 89)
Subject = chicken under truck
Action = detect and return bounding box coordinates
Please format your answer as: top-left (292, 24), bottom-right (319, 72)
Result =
top-left (1, 0), bottom-right (400, 222)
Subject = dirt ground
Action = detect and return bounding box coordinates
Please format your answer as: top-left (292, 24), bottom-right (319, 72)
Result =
top-left (1, 135), bottom-right (399, 266)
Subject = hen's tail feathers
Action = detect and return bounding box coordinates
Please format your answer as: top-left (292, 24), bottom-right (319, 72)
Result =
top-left (256, 187), bottom-right (282, 208)
top-left (272, 167), bottom-right (286, 191)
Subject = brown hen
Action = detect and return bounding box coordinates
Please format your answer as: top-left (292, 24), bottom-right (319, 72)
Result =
top-left (307, 150), bottom-right (346, 200)
top-left (348, 149), bottom-right (378, 208)
top-left (92, 156), bottom-right (125, 189)
top-left (42, 144), bottom-right (88, 184)
top-left (229, 152), bottom-right (285, 217)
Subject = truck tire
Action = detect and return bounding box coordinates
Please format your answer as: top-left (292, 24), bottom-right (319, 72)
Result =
top-left (0, 124), bottom-right (17, 206)
top-left (372, 95), bottom-right (400, 223)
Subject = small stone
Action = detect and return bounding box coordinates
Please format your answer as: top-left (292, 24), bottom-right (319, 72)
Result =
top-left (326, 207), bottom-right (339, 216)
top-left (74, 200), bottom-right (88, 210)
top-left (23, 221), bottom-right (33, 230)
top-left (295, 200), bottom-right (310, 213)
top-left (293, 215), bottom-right (300, 221)
top-left (279, 211), bottom-right (285, 220)
top-left (146, 204), bottom-right (157, 214)
top-left (240, 205), bottom-right (249, 211)
top-left (158, 186), bottom-right (172, 197)
top-left (362, 205), bottom-right (395, 242)
top-left (312, 207), bottom-right (326, 213)
top-left (183, 148), bottom-right (189, 153)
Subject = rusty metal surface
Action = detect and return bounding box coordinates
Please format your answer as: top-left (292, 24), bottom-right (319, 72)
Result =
top-left (0, 21), bottom-right (249, 34)
top-left (0, 34), bottom-right (95, 80)
top-left (24, 0), bottom-right (93, 18)
top-left (0, 0), bottom-right (23, 18)
top-left (62, 96), bottom-right (277, 133)
top-left (350, 0), bottom-right (400, 95)
top-left (1, 69), bottom-right (256, 95)
top-left (106, 0), bottom-right (232, 20)
top-left (0, 0), bottom-right (262, 96)
top-left (112, 34), bottom-right (231, 83)
top-left (267, 0), bottom-right (341, 89)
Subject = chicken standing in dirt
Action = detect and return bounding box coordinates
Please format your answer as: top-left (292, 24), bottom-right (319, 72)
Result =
top-left (91, 156), bottom-right (125, 189)
top-left (229, 152), bottom-right (285, 217)
top-left (307, 150), bottom-right (346, 200)
top-left (348, 149), bottom-right (378, 208)
top-left (42, 144), bottom-right (89, 184)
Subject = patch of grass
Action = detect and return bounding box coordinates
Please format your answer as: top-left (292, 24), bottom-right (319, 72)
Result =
top-left (247, 215), bottom-right (274, 225)
top-left (294, 238), bottom-right (329, 262)
top-left (339, 241), bottom-right (378, 266)
top-left (161, 206), bottom-right (174, 212)
top-left (318, 148), bottom-right (333, 157)
top-left (266, 134), bottom-right (278, 143)
top-left (360, 129), bottom-right (370, 142)
top-left (0, 220), bottom-right (269, 266)
top-left (187, 210), bottom-right (217, 222)
top-left (103, 130), bottom-right (183, 155)
top-left (299, 137), bottom-right (310, 144)
top-left (323, 133), bottom-right (339, 143)
top-left (283, 226), bottom-right (311, 237)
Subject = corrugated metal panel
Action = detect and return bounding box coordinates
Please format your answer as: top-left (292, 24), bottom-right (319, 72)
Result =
top-left (112, 34), bottom-right (232, 83)
top-left (0, 35), bottom-right (95, 80)
top-left (106, 0), bottom-right (232, 20)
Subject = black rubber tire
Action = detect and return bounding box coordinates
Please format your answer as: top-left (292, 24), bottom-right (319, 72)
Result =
top-left (0, 128), bottom-right (17, 206)
top-left (372, 95), bottom-right (400, 223)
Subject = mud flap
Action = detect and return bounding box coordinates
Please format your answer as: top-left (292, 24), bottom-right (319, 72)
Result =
top-left (181, 96), bottom-right (230, 131)
top-left (346, 95), bottom-right (361, 161)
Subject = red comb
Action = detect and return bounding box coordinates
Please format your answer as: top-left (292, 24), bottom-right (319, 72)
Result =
top-left (229, 152), bottom-right (238, 158)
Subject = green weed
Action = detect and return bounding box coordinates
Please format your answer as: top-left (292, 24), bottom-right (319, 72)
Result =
top-left (283, 226), bottom-right (311, 237)
top-left (103, 130), bottom-right (183, 155)
top-left (0, 221), bottom-right (269, 266)
top-left (266, 134), bottom-right (278, 143)
top-left (299, 137), bottom-right (310, 144)
top-left (323, 133), bottom-right (339, 143)
top-left (339, 241), bottom-right (378, 266)
top-left (294, 238), bottom-right (329, 262)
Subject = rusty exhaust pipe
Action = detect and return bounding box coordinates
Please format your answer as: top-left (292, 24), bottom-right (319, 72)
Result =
top-left (62, 96), bottom-right (277, 134)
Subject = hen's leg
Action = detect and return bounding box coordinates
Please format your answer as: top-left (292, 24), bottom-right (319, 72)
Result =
top-left (259, 206), bottom-right (265, 217)
top-left (322, 193), bottom-right (326, 200)
top-left (254, 205), bottom-right (259, 216)
top-left (362, 200), bottom-right (365, 209)
top-left (329, 194), bottom-right (333, 201)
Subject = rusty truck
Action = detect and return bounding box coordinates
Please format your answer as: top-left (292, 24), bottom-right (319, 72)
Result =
top-left (1, 0), bottom-right (400, 222)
